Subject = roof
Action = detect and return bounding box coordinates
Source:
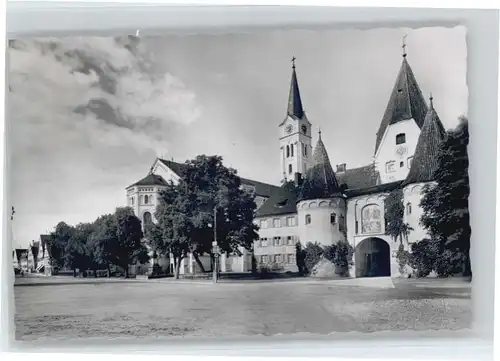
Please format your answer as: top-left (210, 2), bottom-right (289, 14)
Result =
top-left (403, 97), bottom-right (446, 186)
top-left (337, 164), bottom-right (380, 189)
top-left (298, 132), bottom-right (343, 201)
top-left (374, 55), bottom-right (428, 155)
top-left (157, 158), bottom-right (280, 199)
top-left (345, 180), bottom-right (403, 198)
top-left (128, 173), bottom-right (168, 188)
top-left (287, 63), bottom-right (304, 119)
top-left (255, 181), bottom-right (301, 217)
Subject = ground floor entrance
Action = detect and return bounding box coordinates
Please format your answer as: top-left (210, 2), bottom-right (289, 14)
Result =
top-left (355, 237), bottom-right (391, 278)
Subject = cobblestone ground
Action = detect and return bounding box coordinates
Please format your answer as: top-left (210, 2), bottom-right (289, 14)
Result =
top-left (14, 279), bottom-right (471, 341)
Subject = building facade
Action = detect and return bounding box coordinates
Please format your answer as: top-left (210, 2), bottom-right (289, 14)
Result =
top-left (128, 50), bottom-right (447, 278)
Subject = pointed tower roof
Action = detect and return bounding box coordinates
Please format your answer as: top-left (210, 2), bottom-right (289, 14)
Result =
top-left (374, 51), bottom-right (428, 155)
top-left (287, 56), bottom-right (305, 119)
top-left (403, 95), bottom-right (446, 186)
top-left (298, 130), bottom-right (343, 201)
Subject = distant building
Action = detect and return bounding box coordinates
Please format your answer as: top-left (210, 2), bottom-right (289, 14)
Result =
top-left (128, 50), bottom-right (446, 278)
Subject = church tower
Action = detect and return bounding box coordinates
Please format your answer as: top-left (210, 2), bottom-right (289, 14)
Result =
top-left (373, 40), bottom-right (429, 184)
top-left (279, 57), bottom-right (313, 184)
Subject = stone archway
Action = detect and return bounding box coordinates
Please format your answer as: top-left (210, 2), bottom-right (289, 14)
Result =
top-left (355, 237), bottom-right (391, 278)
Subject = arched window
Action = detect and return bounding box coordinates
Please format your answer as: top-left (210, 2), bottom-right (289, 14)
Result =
top-left (288, 164), bottom-right (293, 174)
top-left (305, 214), bottom-right (312, 225)
top-left (361, 204), bottom-right (382, 234)
top-left (290, 144), bottom-right (294, 157)
top-left (400, 161), bottom-right (404, 168)
top-left (144, 195), bottom-right (149, 204)
top-left (139, 195), bottom-right (144, 204)
top-left (286, 145), bottom-right (290, 158)
top-left (406, 203), bottom-right (412, 215)
top-left (143, 212), bottom-right (152, 225)
top-left (396, 133), bottom-right (406, 145)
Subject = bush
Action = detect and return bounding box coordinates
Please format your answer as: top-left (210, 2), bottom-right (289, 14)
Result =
top-left (324, 241), bottom-right (354, 277)
top-left (295, 242), bottom-right (306, 275)
top-left (395, 243), bottom-right (410, 276)
top-left (409, 239), bottom-right (439, 278)
top-left (303, 242), bottom-right (324, 274)
top-left (434, 250), bottom-right (465, 277)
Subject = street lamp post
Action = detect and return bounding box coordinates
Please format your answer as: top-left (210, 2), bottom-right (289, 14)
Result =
top-left (212, 206), bottom-right (218, 284)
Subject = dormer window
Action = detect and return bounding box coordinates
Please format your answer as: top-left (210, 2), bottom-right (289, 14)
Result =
top-left (396, 133), bottom-right (406, 145)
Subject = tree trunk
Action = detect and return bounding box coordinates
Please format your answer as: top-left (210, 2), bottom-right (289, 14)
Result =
top-left (73, 269), bottom-right (77, 278)
top-left (193, 252), bottom-right (206, 273)
top-left (174, 257), bottom-right (181, 279)
top-left (107, 264), bottom-right (111, 278)
top-left (124, 266), bottom-right (129, 279)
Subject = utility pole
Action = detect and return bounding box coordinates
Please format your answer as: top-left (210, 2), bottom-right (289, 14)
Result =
top-left (212, 206), bottom-right (218, 284)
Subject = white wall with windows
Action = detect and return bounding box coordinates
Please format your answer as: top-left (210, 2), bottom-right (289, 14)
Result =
top-left (254, 213), bottom-right (299, 271)
top-left (374, 119), bottom-right (420, 184)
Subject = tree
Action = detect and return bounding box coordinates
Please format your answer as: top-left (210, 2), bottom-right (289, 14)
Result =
top-left (384, 188), bottom-right (413, 244)
top-left (113, 207), bottom-right (149, 278)
top-left (420, 117), bottom-right (471, 277)
top-left (154, 155), bottom-right (259, 277)
top-left (181, 155), bottom-right (259, 270)
top-left (88, 214), bottom-right (117, 276)
top-left (154, 181), bottom-right (195, 279)
top-left (64, 222), bottom-right (93, 277)
top-left (49, 222), bottom-right (75, 271)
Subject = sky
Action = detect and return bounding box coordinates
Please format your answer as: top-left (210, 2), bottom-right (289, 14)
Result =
top-left (8, 26), bottom-right (468, 248)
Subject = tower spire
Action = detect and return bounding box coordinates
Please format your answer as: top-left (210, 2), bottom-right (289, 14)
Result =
top-left (287, 56), bottom-right (304, 119)
top-left (298, 131), bottom-right (342, 200)
top-left (374, 43), bottom-right (428, 155)
top-left (403, 94), bottom-right (446, 186)
top-left (402, 34), bottom-right (408, 57)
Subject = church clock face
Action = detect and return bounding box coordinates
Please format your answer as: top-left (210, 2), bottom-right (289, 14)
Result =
top-left (285, 124), bottom-right (293, 134)
top-left (301, 124), bottom-right (307, 134)
top-left (396, 146), bottom-right (407, 157)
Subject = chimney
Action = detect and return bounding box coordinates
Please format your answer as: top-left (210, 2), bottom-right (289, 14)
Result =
top-left (336, 163), bottom-right (346, 173)
top-left (294, 172), bottom-right (303, 187)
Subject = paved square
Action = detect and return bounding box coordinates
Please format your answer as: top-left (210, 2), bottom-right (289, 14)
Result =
top-left (14, 279), bottom-right (471, 341)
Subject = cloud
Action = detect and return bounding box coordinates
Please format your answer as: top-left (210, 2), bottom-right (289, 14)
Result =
top-left (9, 36), bottom-right (202, 245)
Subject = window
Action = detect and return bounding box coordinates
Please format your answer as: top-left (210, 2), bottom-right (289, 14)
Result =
top-left (287, 236), bottom-right (294, 245)
top-left (386, 161), bottom-right (395, 173)
top-left (330, 213), bottom-right (337, 224)
top-left (304, 143), bottom-right (308, 157)
top-left (406, 203), bottom-right (412, 215)
top-left (139, 195), bottom-right (144, 204)
top-left (260, 238), bottom-right (268, 247)
top-left (144, 195), bottom-right (149, 204)
top-left (400, 161), bottom-right (404, 168)
top-left (407, 156), bottom-right (414, 169)
top-left (260, 219), bottom-right (268, 229)
top-left (396, 133), bottom-right (406, 145)
top-left (286, 216), bottom-right (296, 227)
top-left (143, 212), bottom-right (152, 225)
top-left (273, 237), bottom-right (281, 246)
top-left (261, 255), bottom-right (268, 263)
top-left (275, 254), bottom-right (282, 263)
top-left (305, 214), bottom-right (312, 225)
top-left (273, 218), bottom-right (281, 228)
top-left (290, 144), bottom-right (294, 157)
top-left (286, 145), bottom-right (290, 158)
top-left (355, 220), bottom-right (359, 234)
top-left (288, 254), bottom-right (295, 263)
top-left (288, 164), bottom-right (293, 174)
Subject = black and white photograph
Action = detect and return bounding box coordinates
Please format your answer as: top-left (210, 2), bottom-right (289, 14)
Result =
top-left (8, 25), bottom-right (471, 342)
